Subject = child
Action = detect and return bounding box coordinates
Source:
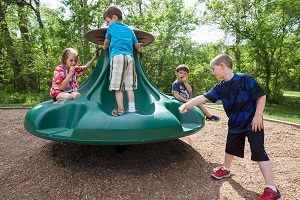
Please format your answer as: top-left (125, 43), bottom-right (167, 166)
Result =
top-left (50, 48), bottom-right (99, 103)
top-left (178, 54), bottom-right (282, 200)
top-left (103, 5), bottom-right (141, 116)
top-left (172, 64), bottom-right (220, 121)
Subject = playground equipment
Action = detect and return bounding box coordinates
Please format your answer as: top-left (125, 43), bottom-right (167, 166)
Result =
top-left (24, 28), bottom-right (205, 145)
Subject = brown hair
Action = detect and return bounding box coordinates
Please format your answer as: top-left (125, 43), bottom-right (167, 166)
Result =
top-left (60, 48), bottom-right (78, 65)
top-left (103, 5), bottom-right (123, 21)
top-left (176, 64), bottom-right (189, 73)
top-left (210, 54), bottom-right (233, 69)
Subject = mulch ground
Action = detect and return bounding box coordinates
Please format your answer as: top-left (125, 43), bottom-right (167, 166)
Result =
top-left (0, 108), bottom-right (299, 200)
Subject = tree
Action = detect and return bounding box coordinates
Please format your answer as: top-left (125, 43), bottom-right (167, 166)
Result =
top-left (203, 0), bottom-right (300, 100)
top-left (123, 0), bottom-right (201, 92)
top-left (0, 1), bottom-right (27, 91)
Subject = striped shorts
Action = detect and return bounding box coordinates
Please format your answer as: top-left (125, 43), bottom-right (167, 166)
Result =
top-left (109, 54), bottom-right (137, 91)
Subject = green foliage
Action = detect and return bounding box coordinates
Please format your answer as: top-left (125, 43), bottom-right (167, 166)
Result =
top-left (203, 0), bottom-right (300, 101)
top-left (0, 0), bottom-right (299, 104)
top-left (121, 0), bottom-right (202, 93)
top-left (188, 42), bottom-right (226, 93)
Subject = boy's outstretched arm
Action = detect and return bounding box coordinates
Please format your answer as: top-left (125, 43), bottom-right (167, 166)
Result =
top-left (179, 95), bottom-right (208, 114)
top-left (251, 95), bottom-right (266, 132)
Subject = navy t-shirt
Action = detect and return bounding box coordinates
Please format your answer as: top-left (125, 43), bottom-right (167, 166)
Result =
top-left (172, 81), bottom-right (189, 101)
top-left (204, 73), bottom-right (266, 134)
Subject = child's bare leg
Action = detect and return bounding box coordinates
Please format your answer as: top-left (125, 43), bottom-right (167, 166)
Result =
top-left (71, 92), bottom-right (81, 100)
top-left (224, 152), bottom-right (235, 169)
top-left (126, 90), bottom-right (136, 112)
top-left (198, 104), bottom-right (220, 121)
top-left (56, 92), bottom-right (73, 102)
top-left (198, 104), bottom-right (212, 117)
top-left (126, 90), bottom-right (134, 103)
top-left (115, 90), bottom-right (124, 111)
top-left (257, 161), bottom-right (275, 186)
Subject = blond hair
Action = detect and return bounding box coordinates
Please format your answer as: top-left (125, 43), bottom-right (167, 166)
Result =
top-left (210, 54), bottom-right (233, 69)
top-left (60, 48), bottom-right (78, 65)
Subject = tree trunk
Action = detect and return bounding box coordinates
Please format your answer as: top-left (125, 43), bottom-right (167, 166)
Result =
top-left (27, 0), bottom-right (48, 55)
top-left (17, 1), bottom-right (38, 90)
top-left (0, 1), bottom-right (26, 91)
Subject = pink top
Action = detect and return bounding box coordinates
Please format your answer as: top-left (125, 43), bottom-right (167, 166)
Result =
top-left (50, 65), bottom-right (83, 98)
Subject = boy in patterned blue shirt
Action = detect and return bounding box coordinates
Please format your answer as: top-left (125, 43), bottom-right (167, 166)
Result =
top-left (178, 54), bottom-right (282, 200)
top-left (103, 5), bottom-right (141, 116)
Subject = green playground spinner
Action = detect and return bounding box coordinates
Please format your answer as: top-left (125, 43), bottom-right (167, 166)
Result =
top-left (24, 28), bottom-right (205, 145)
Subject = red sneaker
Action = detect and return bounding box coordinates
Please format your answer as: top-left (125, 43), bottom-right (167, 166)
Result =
top-left (256, 187), bottom-right (282, 200)
top-left (211, 167), bottom-right (230, 179)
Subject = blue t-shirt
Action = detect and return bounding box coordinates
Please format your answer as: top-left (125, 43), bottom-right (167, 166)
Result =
top-left (204, 73), bottom-right (266, 134)
top-left (172, 81), bottom-right (189, 101)
top-left (105, 21), bottom-right (138, 58)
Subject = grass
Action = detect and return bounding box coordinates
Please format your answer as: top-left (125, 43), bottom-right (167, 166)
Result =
top-left (264, 103), bottom-right (299, 123)
top-left (206, 92), bottom-right (300, 124)
top-left (0, 91), bottom-right (49, 107)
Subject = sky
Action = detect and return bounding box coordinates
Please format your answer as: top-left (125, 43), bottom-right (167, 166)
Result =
top-left (41, 0), bottom-right (224, 44)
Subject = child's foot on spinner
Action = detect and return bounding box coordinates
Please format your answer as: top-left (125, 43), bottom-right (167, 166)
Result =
top-left (112, 108), bottom-right (125, 116)
top-left (206, 115), bottom-right (220, 122)
top-left (256, 187), bottom-right (282, 200)
top-left (211, 167), bottom-right (230, 179)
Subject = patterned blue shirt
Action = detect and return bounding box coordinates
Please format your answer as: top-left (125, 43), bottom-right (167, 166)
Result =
top-left (204, 73), bottom-right (266, 134)
top-left (105, 21), bottom-right (138, 58)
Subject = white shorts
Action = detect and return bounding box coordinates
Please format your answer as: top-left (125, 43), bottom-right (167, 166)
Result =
top-left (109, 54), bottom-right (137, 91)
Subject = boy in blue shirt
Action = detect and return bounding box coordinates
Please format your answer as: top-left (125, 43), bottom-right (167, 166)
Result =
top-left (103, 5), bottom-right (141, 116)
top-left (172, 64), bottom-right (219, 121)
top-left (178, 54), bottom-right (282, 200)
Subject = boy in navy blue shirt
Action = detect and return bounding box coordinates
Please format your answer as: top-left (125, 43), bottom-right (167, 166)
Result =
top-left (103, 5), bottom-right (141, 116)
top-left (179, 54), bottom-right (282, 200)
top-left (172, 64), bottom-right (219, 121)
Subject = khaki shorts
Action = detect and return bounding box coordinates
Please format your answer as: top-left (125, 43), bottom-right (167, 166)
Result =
top-left (109, 54), bottom-right (137, 91)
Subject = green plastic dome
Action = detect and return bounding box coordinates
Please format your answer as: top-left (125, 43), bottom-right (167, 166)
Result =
top-left (24, 29), bottom-right (205, 145)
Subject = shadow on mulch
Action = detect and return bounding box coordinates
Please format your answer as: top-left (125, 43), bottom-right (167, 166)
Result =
top-left (1, 138), bottom-right (258, 200)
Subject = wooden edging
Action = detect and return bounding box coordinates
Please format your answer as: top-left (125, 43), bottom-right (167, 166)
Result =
top-left (0, 107), bottom-right (32, 109)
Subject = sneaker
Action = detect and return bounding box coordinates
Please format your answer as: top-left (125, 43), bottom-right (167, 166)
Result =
top-left (206, 115), bottom-right (220, 122)
top-left (256, 187), bottom-right (282, 200)
top-left (211, 167), bottom-right (230, 179)
top-left (112, 108), bottom-right (125, 116)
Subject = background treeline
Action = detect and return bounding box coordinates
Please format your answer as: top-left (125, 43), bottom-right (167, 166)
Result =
top-left (0, 0), bottom-right (299, 105)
